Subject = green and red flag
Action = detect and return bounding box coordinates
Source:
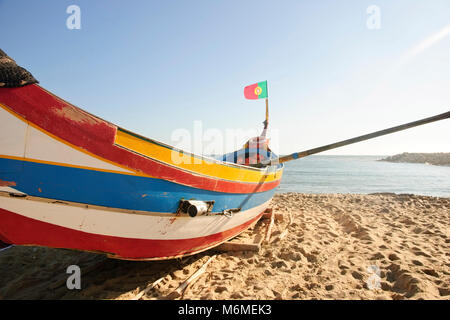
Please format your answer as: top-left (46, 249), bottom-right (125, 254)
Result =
top-left (244, 81), bottom-right (268, 100)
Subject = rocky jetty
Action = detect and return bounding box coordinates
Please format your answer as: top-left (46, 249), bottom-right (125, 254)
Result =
top-left (380, 152), bottom-right (450, 166)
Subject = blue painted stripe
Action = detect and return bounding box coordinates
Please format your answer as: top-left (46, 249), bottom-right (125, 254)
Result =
top-left (0, 158), bottom-right (275, 213)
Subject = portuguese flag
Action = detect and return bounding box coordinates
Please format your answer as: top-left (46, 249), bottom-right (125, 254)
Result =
top-left (244, 81), bottom-right (268, 100)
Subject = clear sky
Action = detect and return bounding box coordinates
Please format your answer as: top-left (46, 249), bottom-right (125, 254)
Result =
top-left (1, 0), bottom-right (449, 155)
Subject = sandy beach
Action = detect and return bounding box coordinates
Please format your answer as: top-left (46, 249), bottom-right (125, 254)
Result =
top-left (0, 193), bottom-right (448, 300)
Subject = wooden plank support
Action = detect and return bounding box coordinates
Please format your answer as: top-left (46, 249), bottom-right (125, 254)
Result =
top-left (166, 255), bottom-right (216, 300)
top-left (131, 276), bottom-right (165, 300)
top-left (262, 207), bottom-right (273, 219)
top-left (264, 210), bottom-right (275, 243)
top-left (271, 229), bottom-right (288, 243)
top-left (270, 211), bottom-right (293, 244)
top-left (287, 211), bottom-right (293, 226)
top-left (215, 242), bottom-right (260, 252)
top-left (253, 232), bottom-right (264, 247)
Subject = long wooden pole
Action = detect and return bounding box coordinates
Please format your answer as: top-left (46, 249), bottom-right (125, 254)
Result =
top-left (265, 98), bottom-right (269, 129)
top-left (270, 110), bottom-right (450, 165)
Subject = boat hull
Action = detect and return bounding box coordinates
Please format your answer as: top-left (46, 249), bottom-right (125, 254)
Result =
top-left (0, 193), bottom-right (270, 260)
top-left (0, 84), bottom-right (283, 260)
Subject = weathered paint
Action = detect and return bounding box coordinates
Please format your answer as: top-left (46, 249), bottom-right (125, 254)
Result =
top-left (0, 84), bottom-right (282, 260)
top-left (0, 179), bottom-right (16, 187)
top-left (0, 85), bottom-right (283, 194)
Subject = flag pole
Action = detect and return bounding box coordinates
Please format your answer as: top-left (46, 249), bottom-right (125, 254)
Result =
top-left (265, 98), bottom-right (269, 129)
top-left (263, 80), bottom-right (269, 136)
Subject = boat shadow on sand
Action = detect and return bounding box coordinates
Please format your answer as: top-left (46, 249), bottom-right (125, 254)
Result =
top-left (0, 226), bottom-right (265, 300)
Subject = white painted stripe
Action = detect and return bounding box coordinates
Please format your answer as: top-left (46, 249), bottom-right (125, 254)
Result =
top-left (0, 106), bottom-right (27, 158)
top-left (0, 196), bottom-right (270, 240)
top-left (24, 122), bottom-right (132, 173)
top-left (0, 105), bottom-right (132, 173)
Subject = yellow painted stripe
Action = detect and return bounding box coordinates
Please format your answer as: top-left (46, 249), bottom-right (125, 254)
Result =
top-left (114, 129), bottom-right (281, 183)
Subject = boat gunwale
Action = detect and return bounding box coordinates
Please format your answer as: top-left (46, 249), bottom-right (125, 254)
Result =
top-left (115, 126), bottom-right (283, 174)
top-left (37, 85), bottom-right (283, 174)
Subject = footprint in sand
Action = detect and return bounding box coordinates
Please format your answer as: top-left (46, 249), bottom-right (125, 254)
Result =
top-left (351, 271), bottom-right (363, 280)
top-left (422, 269), bottom-right (439, 278)
top-left (412, 247), bottom-right (431, 258)
top-left (411, 260), bottom-right (424, 266)
top-left (438, 287), bottom-right (450, 297)
top-left (388, 253), bottom-right (400, 261)
top-left (371, 252), bottom-right (384, 260)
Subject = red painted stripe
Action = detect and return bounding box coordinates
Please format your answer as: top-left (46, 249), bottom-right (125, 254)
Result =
top-left (0, 208), bottom-right (263, 260)
top-left (244, 83), bottom-right (259, 99)
top-left (0, 85), bottom-right (280, 194)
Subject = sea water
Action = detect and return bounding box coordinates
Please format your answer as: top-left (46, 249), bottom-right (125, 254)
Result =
top-left (277, 156), bottom-right (450, 197)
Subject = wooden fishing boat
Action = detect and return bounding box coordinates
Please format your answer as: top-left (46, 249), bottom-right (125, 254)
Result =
top-left (0, 50), bottom-right (448, 260)
top-left (0, 50), bottom-right (283, 260)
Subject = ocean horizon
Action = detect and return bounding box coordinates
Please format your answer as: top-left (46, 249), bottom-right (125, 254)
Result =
top-left (277, 155), bottom-right (450, 197)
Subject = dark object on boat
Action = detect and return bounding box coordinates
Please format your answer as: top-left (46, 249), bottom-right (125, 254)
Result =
top-left (0, 49), bottom-right (38, 88)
